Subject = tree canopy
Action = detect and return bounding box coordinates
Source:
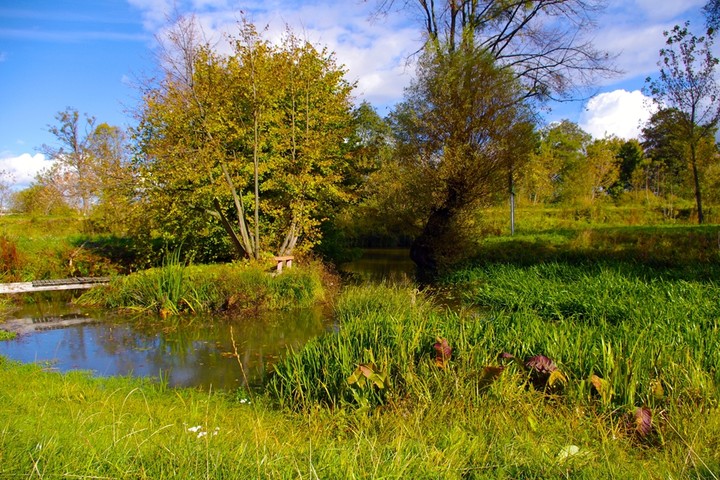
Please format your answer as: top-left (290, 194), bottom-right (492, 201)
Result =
top-left (133, 20), bottom-right (357, 261)
top-left (373, 0), bottom-right (615, 102)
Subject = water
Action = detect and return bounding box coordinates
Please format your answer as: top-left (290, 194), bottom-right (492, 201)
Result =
top-left (0, 300), bottom-right (330, 390)
top-left (0, 249), bottom-right (414, 390)
top-left (340, 248), bottom-right (416, 284)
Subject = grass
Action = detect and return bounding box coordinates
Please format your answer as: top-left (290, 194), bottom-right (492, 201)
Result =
top-left (1, 211), bottom-right (720, 476)
top-left (0, 215), bottom-right (126, 282)
top-left (77, 257), bottom-right (329, 316)
top-left (1, 354), bottom-right (718, 478)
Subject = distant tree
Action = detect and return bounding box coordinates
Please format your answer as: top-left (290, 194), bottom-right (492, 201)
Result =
top-left (645, 22), bottom-right (720, 223)
top-left (87, 123), bottom-right (135, 232)
top-left (40, 108), bottom-right (99, 215)
top-left (614, 139), bottom-right (645, 193)
top-left (11, 184), bottom-right (71, 215)
top-left (584, 137), bottom-right (622, 201)
top-left (532, 120), bottom-right (591, 204)
top-left (640, 108), bottom-right (688, 198)
top-left (0, 170), bottom-right (15, 212)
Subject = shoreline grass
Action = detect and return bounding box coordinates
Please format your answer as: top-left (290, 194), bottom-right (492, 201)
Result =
top-left (76, 259), bottom-right (330, 316)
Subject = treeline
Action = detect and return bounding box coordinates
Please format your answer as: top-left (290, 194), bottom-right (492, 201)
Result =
top-left (9, 3), bottom-right (720, 274)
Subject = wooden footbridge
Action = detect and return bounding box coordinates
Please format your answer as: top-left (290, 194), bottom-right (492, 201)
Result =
top-left (0, 277), bottom-right (110, 294)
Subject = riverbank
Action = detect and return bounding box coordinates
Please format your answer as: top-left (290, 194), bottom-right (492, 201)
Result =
top-left (2, 271), bottom-right (718, 477)
top-left (1, 218), bottom-right (719, 476)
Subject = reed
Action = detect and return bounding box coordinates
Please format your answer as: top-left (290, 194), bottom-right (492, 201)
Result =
top-left (77, 258), bottom-right (328, 315)
top-left (269, 262), bottom-right (719, 416)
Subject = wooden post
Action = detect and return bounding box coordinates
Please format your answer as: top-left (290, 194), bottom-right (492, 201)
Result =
top-left (274, 256), bottom-right (294, 273)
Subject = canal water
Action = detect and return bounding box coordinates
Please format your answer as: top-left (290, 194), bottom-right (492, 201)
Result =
top-left (0, 249), bottom-right (415, 390)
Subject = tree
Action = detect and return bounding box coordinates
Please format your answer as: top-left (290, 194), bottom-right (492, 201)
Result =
top-left (704, 0), bottom-right (720, 30)
top-left (40, 108), bottom-right (100, 215)
top-left (614, 139), bottom-right (644, 194)
top-left (640, 108), bottom-right (688, 199)
top-left (373, 0), bottom-right (615, 102)
top-left (0, 170), bottom-right (15, 212)
top-left (527, 120), bottom-right (591, 204)
top-left (86, 123), bottom-right (135, 232)
top-left (133, 18), bottom-right (356, 261)
top-left (391, 43), bottom-right (535, 275)
top-left (11, 183), bottom-right (71, 215)
top-left (584, 137), bottom-right (621, 201)
top-left (645, 22), bottom-right (720, 224)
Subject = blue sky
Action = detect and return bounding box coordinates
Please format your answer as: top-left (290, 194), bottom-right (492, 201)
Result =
top-left (0, 0), bottom-right (710, 188)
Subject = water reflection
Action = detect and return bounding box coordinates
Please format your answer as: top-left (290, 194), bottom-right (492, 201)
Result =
top-left (0, 250), bottom-right (417, 390)
top-left (340, 248), bottom-right (416, 284)
top-left (0, 303), bottom-right (330, 390)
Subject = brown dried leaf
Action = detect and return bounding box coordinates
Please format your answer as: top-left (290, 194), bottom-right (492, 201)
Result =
top-left (433, 338), bottom-right (452, 367)
top-left (524, 355), bottom-right (557, 373)
top-left (634, 407), bottom-right (653, 438)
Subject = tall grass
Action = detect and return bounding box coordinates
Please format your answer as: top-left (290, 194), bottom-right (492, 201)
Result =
top-left (78, 258), bottom-right (328, 315)
top-left (3, 353), bottom-right (718, 477)
top-left (270, 263), bottom-right (719, 415)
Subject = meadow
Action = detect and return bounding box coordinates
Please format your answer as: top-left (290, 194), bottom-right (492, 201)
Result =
top-left (0, 210), bottom-right (719, 477)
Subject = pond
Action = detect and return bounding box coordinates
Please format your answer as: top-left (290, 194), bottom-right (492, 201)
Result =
top-left (0, 249), bottom-right (415, 390)
top-left (340, 248), bottom-right (417, 284)
top-left (0, 249), bottom-right (415, 391)
top-left (0, 299), bottom-right (330, 390)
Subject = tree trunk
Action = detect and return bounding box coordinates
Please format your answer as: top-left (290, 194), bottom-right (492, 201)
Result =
top-left (410, 205), bottom-right (453, 281)
top-left (690, 147), bottom-right (705, 225)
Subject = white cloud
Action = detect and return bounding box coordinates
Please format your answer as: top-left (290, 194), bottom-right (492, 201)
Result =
top-left (129, 0), bottom-right (418, 107)
top-left (631, 0), bottom-right (705, 21)
top-left (579, 89), bottom-right (657, 140)
top-left (0, 153), bottom-right (55, 188)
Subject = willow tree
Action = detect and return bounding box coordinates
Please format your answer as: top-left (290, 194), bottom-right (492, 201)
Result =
top-left (392, 43), bottom-right (535, 274)
top-left (133, 19), bottom-right (355, 261)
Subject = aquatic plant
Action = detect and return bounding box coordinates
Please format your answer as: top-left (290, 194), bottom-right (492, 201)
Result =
top-left (77, 259), bottom-right (328, 315)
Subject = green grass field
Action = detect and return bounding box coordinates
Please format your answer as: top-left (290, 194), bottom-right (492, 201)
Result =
top-left (0, 212), bottom-right (719, 477)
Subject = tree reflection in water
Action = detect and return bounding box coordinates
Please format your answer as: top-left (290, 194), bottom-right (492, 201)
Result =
top-left (0, 305), bottom-right (330, 390)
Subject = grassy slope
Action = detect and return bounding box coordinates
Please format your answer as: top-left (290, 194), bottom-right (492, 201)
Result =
top-left (0, 215), bottom-right (125, 282)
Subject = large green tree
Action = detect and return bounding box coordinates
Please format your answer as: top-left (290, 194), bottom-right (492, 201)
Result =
top-left (645, 22), bottom-right (720, 224)
top-left (133, 20), bottom-right (355, 261)
top-left (392, 43), bottom-right (535, 274)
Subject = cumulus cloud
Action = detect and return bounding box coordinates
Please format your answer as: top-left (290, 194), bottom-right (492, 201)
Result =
top-left (0, 153), bottom-right (55, 188)
top-left (579, 89), bottom-right (657, 140)
top-left (130, 0), bottom-right (418, 107)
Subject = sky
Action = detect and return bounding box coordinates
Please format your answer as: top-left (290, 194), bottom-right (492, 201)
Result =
top-left (0, 0), bottom-right (710, 189)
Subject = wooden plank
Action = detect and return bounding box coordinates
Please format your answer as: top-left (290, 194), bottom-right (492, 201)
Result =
top-left (0, 277), bottom-right (110, 294)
